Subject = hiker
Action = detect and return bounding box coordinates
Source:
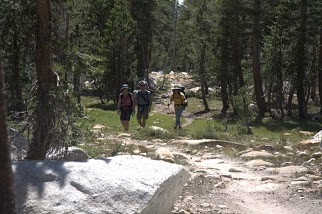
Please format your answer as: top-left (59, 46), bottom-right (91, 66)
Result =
top-left (134, 80), bottom-right (152, 129)
top-left (117, 84), bottom-right (135, 131)
top-left (168, 86), bottom-right (187, 129)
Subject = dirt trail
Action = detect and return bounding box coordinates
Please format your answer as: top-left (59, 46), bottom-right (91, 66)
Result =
top-left (167, 146), bottom-right (322, 214)
top-left (183, 154), bottom-right (321, 214)
top-left (128, 77), bottom-right (322, 213)
top-left (117, 134), bottom-right (322, 214)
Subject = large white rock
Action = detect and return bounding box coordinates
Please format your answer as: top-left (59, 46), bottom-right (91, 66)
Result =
top-left (13, 155), bottom-right (190, 214)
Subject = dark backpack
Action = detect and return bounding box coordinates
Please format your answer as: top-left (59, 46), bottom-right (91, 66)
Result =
top-left (137, 91), bottom-right (151, 105)
top-left (178, 85), bottom-right (187, 99)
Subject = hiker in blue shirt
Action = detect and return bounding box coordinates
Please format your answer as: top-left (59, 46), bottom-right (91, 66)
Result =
top-left (134, 80), bottom-right (152, 129)
top-left (117, 84), bottom-right (135, 131)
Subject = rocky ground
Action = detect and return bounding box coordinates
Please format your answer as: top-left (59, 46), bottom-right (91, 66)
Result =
top-left (104, 110), bottom-right (322, 214)
top-left (136, 71), bottom-right (322, 213)
top-left (11, 71), bottom-right (321, 214)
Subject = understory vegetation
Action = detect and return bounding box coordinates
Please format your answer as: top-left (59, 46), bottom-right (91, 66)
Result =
top-left (78, 95), bottom-right (322, 162)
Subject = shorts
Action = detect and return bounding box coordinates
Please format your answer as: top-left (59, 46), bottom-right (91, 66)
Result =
top-left (120, 108), bottom-right (132, 121)
top-left (136, 105), bottom-right (149, 120)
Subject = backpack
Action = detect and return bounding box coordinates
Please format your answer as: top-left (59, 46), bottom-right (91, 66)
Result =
top-left (177, 85), bottom-right (187, 99)
top-left (137, 90), bottom-right (151, 105)
top-left (176, 85), bottom-right (188, 107)
top-left (179, 93), bottom-right (188, 107)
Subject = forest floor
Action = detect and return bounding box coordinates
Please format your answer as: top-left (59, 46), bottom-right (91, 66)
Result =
top-left (132, 71), bottom-right (322, 213)
top-left (106, 102), bottom-right (322, 214)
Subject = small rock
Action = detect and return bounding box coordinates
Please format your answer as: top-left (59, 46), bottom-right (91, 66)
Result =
top-left (216, 145), bottom-right (224, 149)
top-left (221, 173), bottom-right (232, 179)
top-left (117, 133), bottom-right (131, 138)
top-left (259, 144), bottom-right (275, 151)
top-left (245, 159), bottom-right (274, 167)
top-left (299, 131), bottom-right (314, 136)
top-left (261, 177), bottom-right (275, 181)
top-left (172, 209), bottom-right (190, 214)
top-left (200, 203), bottom-right (210, 208)
top-left (93, 124), bottom-right (106, 129)
top-left (291, 180), bottom-right (311, 187)
top-left (217, 204), bottom-right (228, 209)
top-left (302, 158), bottom-right (316, 166)
top-left (294, 176), bottom-right (308, 181)
top-left (283, 145), bottom-right (294, 151)
top-left (229, 168), bottom-right (243, 173)
top-left (311, 152), bottom-right (322, 158)
top-left (155, 148), bottom-right (174, 160)
top-left (240, 151), bottom-right (273, 160)
top-left (281, 162), bottom-right (293, 167)
top-left (214, 181), bottom-right (226, 188)
top-left (133, 149), bottom-right (141, 154)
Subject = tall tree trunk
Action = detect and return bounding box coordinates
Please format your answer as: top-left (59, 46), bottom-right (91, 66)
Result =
top-left (0, 33), bottom-right (16, 214)
top-left (287, 85), bottom-right (295, 116)
top-left (220, 58), bottom-right (229, 115)
top-left (296, 0), bottom-right (308, 120)
top-left (319, 30), bottom-right (322, 113)
top-left (199, 41), bottom-right (209, 111)
top-left (252, 0), bottom-right (266, 119)
top-left (73, 73), bottom-right (81, 104)
top-left (233, 0), bottom-right (244, 90)
top-left (275, 48), bottom-right (284, 119)
top-left (10, 9), bottom-right (24, 112)
top-left (27, 0), bottom-right (55, 160)
top-left (267, 77), bottom-right (273, 114)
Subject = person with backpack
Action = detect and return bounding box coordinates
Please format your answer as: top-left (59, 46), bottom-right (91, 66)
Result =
top-left (117, 84), bottom-right (135, 131)
top-left (168, 86), bottom-right (187, 129)
top-left (134, 80), bottom-right (152, 129)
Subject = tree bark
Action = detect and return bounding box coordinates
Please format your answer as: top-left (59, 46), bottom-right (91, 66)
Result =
top-left (252, 0), bottom-right (266, 119)
top-left (199, 41), bottom-right (209, 112)
top-left (319, 30), bottom-right (322, 113)
top-left (296, 0), bottom-right (308, 120)
top-left (27, 0), bottom-right (55, 160)
top-left (11, 10), bottom-right (24, 112)
top-left (0, 32), bottom-right (16, 214)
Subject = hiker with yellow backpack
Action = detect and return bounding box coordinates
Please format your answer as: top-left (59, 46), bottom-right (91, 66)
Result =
top-left (168, 85), bottom-right (187, 129)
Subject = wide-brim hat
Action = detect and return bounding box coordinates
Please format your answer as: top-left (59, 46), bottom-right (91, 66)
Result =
top-left (171, 86), bottom-right (181, 91)
top-left (121, 84), bottom-right (130, 90)
top-left (138, 80), bottom-right (147, 86)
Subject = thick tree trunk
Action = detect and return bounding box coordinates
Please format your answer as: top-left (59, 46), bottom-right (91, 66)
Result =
top-left (252, 0), bottom-right (266, 119)
top-left (27, 0), bottom-right (55, 160)
top-left (319, 30), bottom-right (322, 113)
top-left (9, 10), bottom-right (24, 112)
top-left (276, 50), bottom-right (284, 119)
top-left (287, 85), bottom-right (295, 116)
top-left (233, 0), bottom-right (244, 90)
top-left (199, 41), bottom-right (209, 112)
top-left (0, 34), bottom-right (16, 214)
top-left (296, 0), bottom-right (308, 120)
top-left (220, 59), bottom-right (229, 116)
top-left (73, 73), bottom-right (81, 104)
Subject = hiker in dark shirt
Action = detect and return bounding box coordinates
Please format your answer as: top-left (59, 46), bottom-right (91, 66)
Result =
top-left (134, 80), bottom-right (152, 129)
top-left (117, 84), bottom-right (135, 131)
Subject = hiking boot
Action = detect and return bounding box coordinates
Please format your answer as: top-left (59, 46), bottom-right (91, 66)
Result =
top-left (174, 126), bottom-right (177, 129)
top-left (178, 126), bottom-right (182, 129)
